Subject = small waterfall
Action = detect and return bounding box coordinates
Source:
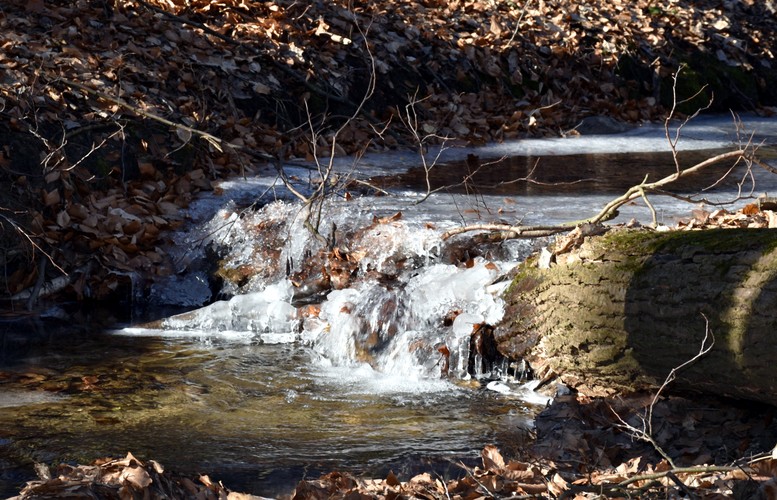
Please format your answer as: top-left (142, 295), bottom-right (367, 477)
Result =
top-left (131, 197), bottom-right (539, 383)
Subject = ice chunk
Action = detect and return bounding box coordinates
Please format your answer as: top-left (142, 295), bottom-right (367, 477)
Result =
top-left (452, 312), bottom-right (483, 338)
top-left (158, 280), bottom-right (298, 335)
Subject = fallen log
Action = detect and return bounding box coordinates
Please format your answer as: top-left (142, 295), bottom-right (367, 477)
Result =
top-left (494, 227), bottom-right (777, 405)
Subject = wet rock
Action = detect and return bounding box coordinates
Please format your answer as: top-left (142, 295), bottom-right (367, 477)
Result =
top-left (572, 116), bottom-right (635, 135)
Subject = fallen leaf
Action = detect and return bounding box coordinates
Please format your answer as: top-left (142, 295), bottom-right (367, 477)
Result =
top-left (482, 445), bottom-right (505, 472)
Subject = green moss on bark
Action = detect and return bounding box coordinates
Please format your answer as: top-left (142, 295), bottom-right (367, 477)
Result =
top-left (497, 228), bottom-right (777, 403)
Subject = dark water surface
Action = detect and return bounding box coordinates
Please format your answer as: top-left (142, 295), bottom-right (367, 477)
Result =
top-left (374, 148), bottom-right (777, 195)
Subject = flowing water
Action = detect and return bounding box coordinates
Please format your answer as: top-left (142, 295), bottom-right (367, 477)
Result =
top-left (1, 115), bottom-right (777, 497)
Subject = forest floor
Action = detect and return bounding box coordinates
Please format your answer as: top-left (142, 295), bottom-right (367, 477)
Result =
top-left (2, 0), bottom-right (777, 305)
top-left (3, 0), bottom-right (777, 498)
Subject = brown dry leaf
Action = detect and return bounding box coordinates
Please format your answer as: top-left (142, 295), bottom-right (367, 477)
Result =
top-left (42, 189), bottom-right (60, 207)
top-left (616, 456), bottom-right (644, 475)
top-left (91, 194), bottom-right (118, 211)
top-left (377, 212), bottom-right (402, 224)
top-left (754, 458), bottom-right (777, 478)
top-left (481, 445), bottom-right (505, 472)
top-left (24, 0), bottom-right (44, 12)
top-left (547, 472), bottom-right (569, 496)
top-left (385, 470), bottom-right (400, 487)
top-left (500, 467), bottom-right (536, 482)
top-left (55, 210), bottom-right (71, 228)
top-left (156, 201), bottom-right (180, 216)
top-left (44, 170), bottom-right (60, 183)
top-left (67, 203), bottom-right (90, 220)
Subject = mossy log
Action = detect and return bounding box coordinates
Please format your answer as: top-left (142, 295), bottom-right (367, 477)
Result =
top-left (494, 228), bottom-right (777, 404)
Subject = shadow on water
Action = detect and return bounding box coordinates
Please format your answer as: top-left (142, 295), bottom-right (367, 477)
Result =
top-left (373, 149), bottom-right (773, 195)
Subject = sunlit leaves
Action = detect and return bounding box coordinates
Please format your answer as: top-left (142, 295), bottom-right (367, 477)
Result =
top-left (1, 0), bottom-right (773, 301)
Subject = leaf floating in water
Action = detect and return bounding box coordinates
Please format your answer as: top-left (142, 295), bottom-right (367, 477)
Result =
top-left (79, 375), bottom-right (99, 391)
top-left (376, 211), bottom-right (402, 224)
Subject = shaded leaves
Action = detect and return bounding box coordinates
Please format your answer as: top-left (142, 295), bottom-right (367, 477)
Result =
top-left (1, 0), bottom-right (775, 303)
top-left (13, 452), bottom-right (265, 500)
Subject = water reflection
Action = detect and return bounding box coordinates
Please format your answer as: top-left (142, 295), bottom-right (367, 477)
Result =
top-left (0, 327), bottom-right (535, 497)
top-left (376, 149), bottom-right (772, 195)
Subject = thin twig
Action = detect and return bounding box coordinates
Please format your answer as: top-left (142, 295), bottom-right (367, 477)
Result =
top-left (610, 314), bottom-right (714, 469)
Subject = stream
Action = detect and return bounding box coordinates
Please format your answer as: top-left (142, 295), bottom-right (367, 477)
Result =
top-left (2, 115), bottom-right (777, 497)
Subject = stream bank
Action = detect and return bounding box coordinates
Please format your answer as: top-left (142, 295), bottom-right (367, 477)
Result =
top-left (3, 115), bottom-right (777, 497)
top-left (3, 0), bottom-right (777, 309)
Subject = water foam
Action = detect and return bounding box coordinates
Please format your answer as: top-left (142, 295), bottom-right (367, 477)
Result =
top-left (125, 195), bottom-right (517, 385)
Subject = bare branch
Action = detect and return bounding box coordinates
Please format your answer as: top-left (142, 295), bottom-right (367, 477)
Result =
top-left (274, 17), bottom-right (379, 240)
top-left (610, 314), bottom-right (714, 469)
top-left (0, 211), bottom-right (66, 280)
top-left (664, 64), bottom-right (713, 173)
top-left (397, 90), bottom-right (452, 204)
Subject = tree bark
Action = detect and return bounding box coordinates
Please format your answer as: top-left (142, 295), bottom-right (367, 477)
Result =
top-left (494, 228), bottom-right (777, 405)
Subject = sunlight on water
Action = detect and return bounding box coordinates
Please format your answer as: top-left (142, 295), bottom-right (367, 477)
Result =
top-left (0, 332), bottom-right (538, 496)
top-left (311, 363), bottom-right (455, 394)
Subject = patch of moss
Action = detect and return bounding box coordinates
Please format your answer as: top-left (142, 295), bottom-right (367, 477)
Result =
top-left (601, 228), bottom-right (777, 256)
top-left (661, 53), bottom-right (760, 113)
top-left (504, 256), bottom-right (541, 296)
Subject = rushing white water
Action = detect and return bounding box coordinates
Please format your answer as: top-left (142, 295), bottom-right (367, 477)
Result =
top-left (117, 114), bottom-right (777, 390)
top-left (122, 195), bottom-right (536, 386)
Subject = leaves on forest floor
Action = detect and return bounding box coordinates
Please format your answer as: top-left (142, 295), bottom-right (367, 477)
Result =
top-left (1, 0), bottom-right (776, 305)
top-left (16, 427), bottom-right (777, 500)
top-left (679, 204), bottom-right (777, 230)
top-left (11, 452), bottom-right (269, 500)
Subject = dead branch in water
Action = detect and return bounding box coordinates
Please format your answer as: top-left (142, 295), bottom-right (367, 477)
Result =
top-left (441, 147), bottom-right (753, 240)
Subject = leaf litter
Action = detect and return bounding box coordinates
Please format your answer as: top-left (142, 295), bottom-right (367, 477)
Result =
top-left (1, 0), bottom-right (776, 304)
top-left (3, 0), bottom-right (777, 498)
